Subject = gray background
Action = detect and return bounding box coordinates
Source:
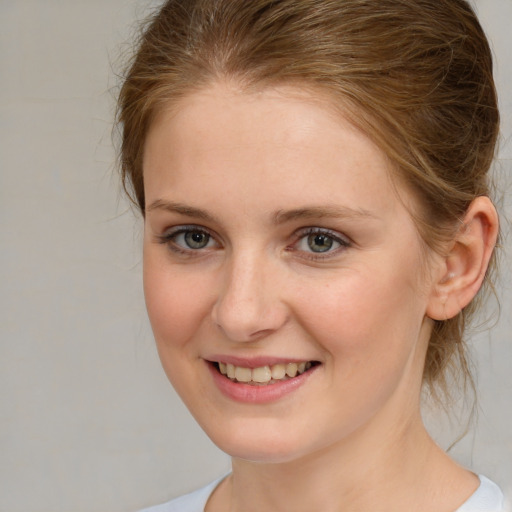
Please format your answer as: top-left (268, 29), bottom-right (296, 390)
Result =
top-left (0, 1), bottom-right (510, 511)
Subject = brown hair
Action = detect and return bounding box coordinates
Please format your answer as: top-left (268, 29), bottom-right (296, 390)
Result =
top-left (117, 0), bottom-right (499, 400)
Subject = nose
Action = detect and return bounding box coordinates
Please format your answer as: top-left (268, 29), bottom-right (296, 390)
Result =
top-left (211, 251), bottom-right (288, 342)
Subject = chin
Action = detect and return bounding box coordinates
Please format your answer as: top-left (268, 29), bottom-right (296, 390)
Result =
top-left (219, 441), bottom-right (306, 464)
top-left (201, 420), bottom-right (320, 464)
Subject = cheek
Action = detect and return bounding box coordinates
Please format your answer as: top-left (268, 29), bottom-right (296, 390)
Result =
top-left (143, 253), bottom-right (213, 350)
top-left (292, 263), bottom-right (427, 363)
top-left (289, 266), bottom-right (429, 430)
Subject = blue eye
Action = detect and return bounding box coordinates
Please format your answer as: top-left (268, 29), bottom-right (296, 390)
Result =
top-left (306, 233), bottom-right (336, 253)
top-left (159, 227), bottom-right (217, 252)
top-left (294, 229), bottom-right (349, 256)
top-left (182, 230), bottom-right (211, 249)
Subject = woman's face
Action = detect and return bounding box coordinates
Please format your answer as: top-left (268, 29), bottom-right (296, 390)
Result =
top-left (142, 83), bottom-right (440, 463)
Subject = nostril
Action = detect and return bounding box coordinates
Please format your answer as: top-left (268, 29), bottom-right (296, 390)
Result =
top-left (211, 304), bottom-right (283, 343)
top-left (210, 261), bottom-right (290, 343)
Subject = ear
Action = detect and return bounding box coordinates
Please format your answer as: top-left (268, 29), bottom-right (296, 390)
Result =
top-left (427, 196), bottom-right (499, 321)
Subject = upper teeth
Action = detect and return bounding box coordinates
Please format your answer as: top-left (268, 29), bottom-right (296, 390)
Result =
top-left (218, 361), bottom-right (312, 384)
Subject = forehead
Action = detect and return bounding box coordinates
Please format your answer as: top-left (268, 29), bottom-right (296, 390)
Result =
top-left (143, 82), bottom-right (412, 219)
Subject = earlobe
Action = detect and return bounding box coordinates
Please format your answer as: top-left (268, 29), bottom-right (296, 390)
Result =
top-left (427, 196), bottom-right (499, 321)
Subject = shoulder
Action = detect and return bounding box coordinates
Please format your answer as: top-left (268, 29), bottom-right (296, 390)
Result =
top-left (455, 475), bottom-right (506, 512)
top-left (137, 477), bottom-right (226, 512)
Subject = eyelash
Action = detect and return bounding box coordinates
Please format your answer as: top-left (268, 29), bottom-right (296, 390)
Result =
top-left (289, 227), bottom-right (351, 260)
top-left (156, 225), bottom-right (351, 260)
top-left (156, 225), bottom-right (218, 255)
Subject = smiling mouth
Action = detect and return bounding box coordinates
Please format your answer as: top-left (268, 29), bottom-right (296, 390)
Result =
top-left (213, 361), bottom-right (320, 386)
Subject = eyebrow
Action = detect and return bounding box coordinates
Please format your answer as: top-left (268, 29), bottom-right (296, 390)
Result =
top-left (146, 200), bottom-right (377, 225)
top-left (273, 205), bottom-right (378, 224)
top-left (146, 200), bottom-right (219, 223)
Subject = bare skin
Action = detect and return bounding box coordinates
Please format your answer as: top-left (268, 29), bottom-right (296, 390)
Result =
top-left (143, 81), bottom-right (497, 512)
top-left (207, 420), bottom-right (478, 512)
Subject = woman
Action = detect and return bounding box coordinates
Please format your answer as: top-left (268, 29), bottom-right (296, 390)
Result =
top-left (117, 0), bottom-right (505, 510)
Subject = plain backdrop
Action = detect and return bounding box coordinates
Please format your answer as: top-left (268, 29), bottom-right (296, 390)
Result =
top-left (0, 1), bottom-right (510, 511)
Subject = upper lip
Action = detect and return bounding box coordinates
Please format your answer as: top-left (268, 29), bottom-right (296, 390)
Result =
top-left (205, 355), bottom-right (318, 368)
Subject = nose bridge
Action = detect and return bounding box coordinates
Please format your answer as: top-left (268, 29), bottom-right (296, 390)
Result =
top-left (212, 247), bottom-right (285, 342)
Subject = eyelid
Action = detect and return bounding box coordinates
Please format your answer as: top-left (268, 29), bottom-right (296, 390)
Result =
top-left (295, 226), bottom-right (351, 244)
top-left (156, 224), bottom-right (220, 253)
top-left (155, 224), bottom-right (351, 259)
top-left (289, 227), bottom-right (352, 258)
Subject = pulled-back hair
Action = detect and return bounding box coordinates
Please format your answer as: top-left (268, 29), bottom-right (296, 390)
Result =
top-left (117, 0), bottom-right (499, 401)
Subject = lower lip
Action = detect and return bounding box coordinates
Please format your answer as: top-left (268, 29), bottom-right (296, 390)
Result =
top-left (207, 362), bottom-right (318, 404)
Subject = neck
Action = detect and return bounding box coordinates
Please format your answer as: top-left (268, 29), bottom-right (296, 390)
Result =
top-left (210, 411), bottom-right (477, 512)
top-left (206, 323), bottom-right (478, 512)
top-left (234, 412), bottom-right (429, 512)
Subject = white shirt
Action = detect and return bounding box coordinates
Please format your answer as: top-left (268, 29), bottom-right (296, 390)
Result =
top-left (139, 474), bottom-right (506, 512)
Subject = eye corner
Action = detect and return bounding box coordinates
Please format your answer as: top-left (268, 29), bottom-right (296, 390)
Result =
top-left (289, 226), bottom-right (352, 260)
top-left (155, 224), bottom-right (221, 256)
